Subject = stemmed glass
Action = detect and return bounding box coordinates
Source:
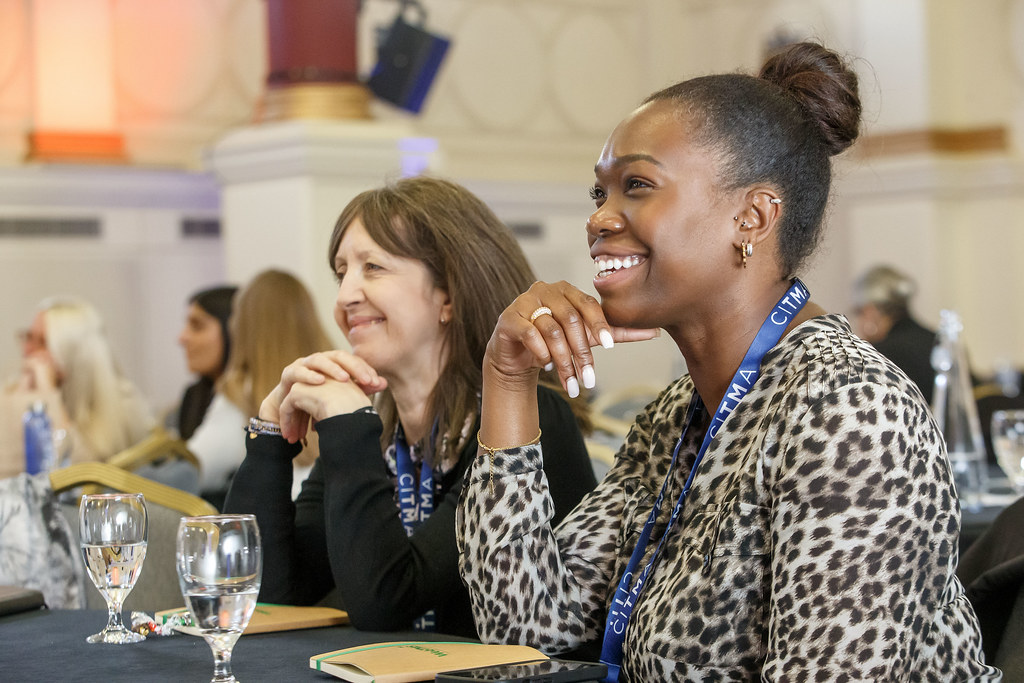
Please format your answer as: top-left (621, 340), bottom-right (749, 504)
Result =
top-left (177, 514), bottom-right (262, 683)
top-left (79, 493), bottom-right (148, 644)
top-left (991, 410), bottom-right (1024, 495)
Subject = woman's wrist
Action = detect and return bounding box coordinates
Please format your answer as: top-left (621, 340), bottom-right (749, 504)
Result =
top-left (482, 360), bottom-right (540, 396)
top-left (480, 365), bottom-right (541, 448)
top-left (247, 417), bottom-right (283, 437)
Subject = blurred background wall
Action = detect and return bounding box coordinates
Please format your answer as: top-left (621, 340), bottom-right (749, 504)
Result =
top-left (0, 0), bottom-right (1022, 417)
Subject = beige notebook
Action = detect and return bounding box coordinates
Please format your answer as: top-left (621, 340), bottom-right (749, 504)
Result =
top-left (156, 603), bottom-right (348, 635)
top-left (310, 641), bottom-right (547, 683)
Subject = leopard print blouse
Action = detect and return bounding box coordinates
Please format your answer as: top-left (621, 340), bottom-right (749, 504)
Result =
top-left (457, 315), bottom-right (1001, 681)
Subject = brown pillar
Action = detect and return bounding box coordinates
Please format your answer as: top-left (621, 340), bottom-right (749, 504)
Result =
top-left (258, 0), bottom-right (371, 121)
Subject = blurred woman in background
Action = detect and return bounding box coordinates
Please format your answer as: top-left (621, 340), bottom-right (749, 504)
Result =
top-left (189, 269), bottom-right (332, 507)
top-left (4, 297), bottom-right (154, 472)
top-left (175, 285), bottom-right (237, 440)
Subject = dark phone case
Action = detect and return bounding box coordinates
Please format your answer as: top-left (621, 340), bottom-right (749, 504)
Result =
top-left (435, 658), bottom-right (607, 683)
top-left (0, 585), bottom-right (45, 616)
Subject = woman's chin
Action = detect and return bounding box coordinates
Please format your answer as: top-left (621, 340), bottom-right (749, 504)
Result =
top-left (601, 301), bottom-right (647, 330)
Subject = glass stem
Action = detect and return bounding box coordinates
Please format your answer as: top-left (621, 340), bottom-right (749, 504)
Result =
top-left (212, 648), bottom-right (233, 682)
top-left (106, 597), bottom-right (125, 632)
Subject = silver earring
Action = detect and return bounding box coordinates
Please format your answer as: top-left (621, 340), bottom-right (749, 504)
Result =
top-left (740, 220), bottom-right (748, 228)
top-left (769, 198), bottom-right (782, 204)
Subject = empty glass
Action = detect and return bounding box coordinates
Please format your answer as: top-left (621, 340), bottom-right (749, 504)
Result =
top-left (177, 514), bottom-right (262, 683)
top-left (79, 493), bottom-right (148, 644)
top-left (991, 410), bottom-right (1024, 494)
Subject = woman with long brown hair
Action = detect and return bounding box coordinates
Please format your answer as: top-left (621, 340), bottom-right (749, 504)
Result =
top-left (224, 176), bottom-right (596, 637)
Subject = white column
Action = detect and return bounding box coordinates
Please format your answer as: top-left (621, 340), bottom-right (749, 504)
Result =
top-left (206, 119), bottom-right (441, 340)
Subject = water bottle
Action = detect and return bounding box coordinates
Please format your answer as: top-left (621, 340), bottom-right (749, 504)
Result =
top-left (931, 310), bottom-right (987, 511)
top-left (23, 401), bottom-right (56, 475)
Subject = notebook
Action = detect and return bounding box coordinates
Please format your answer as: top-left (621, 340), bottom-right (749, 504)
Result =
top-left (310, 641), bottom-right (547, 683)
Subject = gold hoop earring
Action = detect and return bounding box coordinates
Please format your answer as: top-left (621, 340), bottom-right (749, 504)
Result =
top-left (738, 241), bottom-right (753, 268)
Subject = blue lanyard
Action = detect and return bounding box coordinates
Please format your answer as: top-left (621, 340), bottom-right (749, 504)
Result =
top-left (395, 426), bottom-right (435, 535)
top-left (598, 279), bottom-right (809, 681)
top-left (395, 424), bottom-right (438, 631)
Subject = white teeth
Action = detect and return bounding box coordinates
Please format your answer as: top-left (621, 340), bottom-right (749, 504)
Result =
top-left (594, 255), bottom-right (642, 275)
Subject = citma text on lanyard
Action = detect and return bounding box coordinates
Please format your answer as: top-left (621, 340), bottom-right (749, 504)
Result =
top-left (395, 424), bottom-right (437, 631)
top-left (598, 279), bottom-right (809, 682)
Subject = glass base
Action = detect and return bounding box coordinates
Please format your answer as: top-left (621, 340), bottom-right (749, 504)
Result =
top-left (86, 626), bottom-right (145, 644)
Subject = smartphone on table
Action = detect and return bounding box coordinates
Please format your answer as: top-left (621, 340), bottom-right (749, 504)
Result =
top-left (435, 658), bottom-right (607, 682)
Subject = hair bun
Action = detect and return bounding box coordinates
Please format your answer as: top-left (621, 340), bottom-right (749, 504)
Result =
top-left (758, 42), bottom-right (862, 156)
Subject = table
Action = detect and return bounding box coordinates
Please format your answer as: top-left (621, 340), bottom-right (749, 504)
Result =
top-left (0, 608), bottom-right (472, 680)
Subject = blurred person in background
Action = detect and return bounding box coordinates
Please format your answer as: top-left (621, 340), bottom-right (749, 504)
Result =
top-left (189, 269), bottom-right (332, 508)
top-left (174, 285), bottom-right (237, 440)
top-left (852, 264), bottom-right (938, 404)
top-left (1, 297), bottom-right (155, 477)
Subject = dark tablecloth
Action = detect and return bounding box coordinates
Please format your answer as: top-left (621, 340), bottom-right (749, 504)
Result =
top-left (0, 608), bottom-right (473, 681)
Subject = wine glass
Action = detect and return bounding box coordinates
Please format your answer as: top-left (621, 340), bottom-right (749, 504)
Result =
top-left (79, 493), bottom-right (148, 644)
top-left (177, 514), bottom-right (262, 683)
top-left (991, 409), bottom-right (1024, 494)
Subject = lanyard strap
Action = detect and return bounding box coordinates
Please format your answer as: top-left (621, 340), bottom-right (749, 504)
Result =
top-left (395, 427), bottom-right (435, 536)
top-left (395, 424), bottom-right (439, 631)
top-left (598, 279), bottom-right (809, 681)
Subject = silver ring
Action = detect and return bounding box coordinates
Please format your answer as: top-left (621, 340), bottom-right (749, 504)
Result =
top-left (529, 306), bottom-right (553, 323)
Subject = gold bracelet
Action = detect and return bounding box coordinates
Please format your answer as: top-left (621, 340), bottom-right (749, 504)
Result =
top-left (477, 429), bottom-right (542, 494)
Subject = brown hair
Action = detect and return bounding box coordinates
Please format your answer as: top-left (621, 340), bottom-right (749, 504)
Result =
top-left (219, 269), bottom-right (333, 417)
top-left (643, 41), bottom-right (861, 276)
top-left (328, 176), bottom-right (588, 466)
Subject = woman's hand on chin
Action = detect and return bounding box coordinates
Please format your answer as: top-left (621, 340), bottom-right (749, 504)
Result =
top-left (258, 350), bottom-right (387, 439)
top-left (486, 281), bottom-right (659, 398)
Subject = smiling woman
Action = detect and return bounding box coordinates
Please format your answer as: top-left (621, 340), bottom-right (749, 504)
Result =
top-left (223, 176), bottom-right (597, 638)
top-left (457, 42), bottom-right (1001, 681)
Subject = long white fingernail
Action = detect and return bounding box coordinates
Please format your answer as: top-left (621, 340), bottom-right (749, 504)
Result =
top-left (566, 376), bottom-right (580, 398)
top-left (599, 329), bottom-right (614, 349)
top-left (544, 362), bottom-right (554, 372)
top-left (581, 365), bottom-right (596, 389)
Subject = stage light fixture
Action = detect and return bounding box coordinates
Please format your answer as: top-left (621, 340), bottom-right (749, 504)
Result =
top-left (367, 0), bottom-right (450, 114)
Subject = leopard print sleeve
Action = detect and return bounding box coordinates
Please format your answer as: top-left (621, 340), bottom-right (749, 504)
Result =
top-left (762, 375), bottom-right (998, 680)
top-left (457, 387), bottom-right (670, 653)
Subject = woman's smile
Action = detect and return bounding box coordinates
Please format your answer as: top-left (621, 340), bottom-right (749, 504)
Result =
top-left (345, 313), bottom-right (384, 336)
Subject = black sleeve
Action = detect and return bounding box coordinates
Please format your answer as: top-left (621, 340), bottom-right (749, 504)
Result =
top-left (315, 411), bottom-right (467, 632)
top-left (536, 386), bottom-right (597, 526)
top-left (222, 433), bottom-right (335, 605)
top-left (225, 390), bottom-right (594, 630)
